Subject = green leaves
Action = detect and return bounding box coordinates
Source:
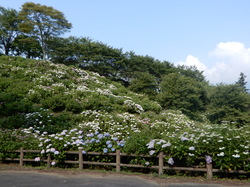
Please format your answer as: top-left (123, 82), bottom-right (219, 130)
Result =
top-left (128, 72), bottom-right (158, 97)
top-left (207, 83), bottom-right (250, 126)
top-left (0, 6), bottom-right (20, 55)
top-left (157, 73), bottom-right (207, 120)
top-left (11, 34), bottom-right (43, 59)
top-left (18, 2), bottom-right (72, 59)
top-left (236, 72), bottom-right (248, 93)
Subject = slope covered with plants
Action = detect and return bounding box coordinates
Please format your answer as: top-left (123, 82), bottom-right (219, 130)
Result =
top-left (0, 56), bottom-right (161, 130)
top-left (0, 56), bottom-right (249, 173)
top-left (1, 2), bottom-right (250, 124)
top-left (0, 2), bottom-right (250, 174)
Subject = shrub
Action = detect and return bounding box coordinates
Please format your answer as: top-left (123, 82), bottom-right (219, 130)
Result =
top-left (0, 114), bottom-right (26, 129)
top-left (41, 94), bottom-right (68, 112)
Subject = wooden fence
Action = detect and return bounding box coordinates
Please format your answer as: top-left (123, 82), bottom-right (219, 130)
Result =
top-left (1, 147), bottom-right (248, 179)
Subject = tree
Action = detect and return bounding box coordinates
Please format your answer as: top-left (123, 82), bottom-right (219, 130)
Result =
top-left (176, 65), bottom-right (206, 82)
top-left (11, 34), bottom-right (43, 59)
top-left (128, 72), bottom-right (158, 97)
top-left (48, 36), bottom-right (126, 81)
top-left (18, 2), bottom-right (72, 60)
top-left (121, 53), bottom-right (174, 87)
top-left (236, 72), bottom-right (248, 93)
top-left (156, 73), bottom-right (207, 119)
top-left (0, 6), bottom-right (20, 55)
top-left (47, 36), bottom-right (86, 65)
top-left (207, 83), bottom-right (250, 126)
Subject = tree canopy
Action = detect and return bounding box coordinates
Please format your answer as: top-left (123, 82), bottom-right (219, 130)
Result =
top-left (11, 34), bottom-right (43, 59)
top-left (207, 83), bottom-right (250, 126)
top-left (0, 6), bottom-right (20, 55)
top-left (18, 2), bottom-right (72, 59)
top-left (236, 72), bottom-right (248, 93)
top-left (156, 73), bottom-right (207, 119)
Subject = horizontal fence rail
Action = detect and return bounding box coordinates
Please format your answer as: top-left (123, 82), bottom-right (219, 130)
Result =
top-left (0, 147), bottom-right (248, 179)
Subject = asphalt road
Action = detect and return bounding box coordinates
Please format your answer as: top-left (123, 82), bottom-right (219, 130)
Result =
top-left (0, 171), bottom-right (246, 187)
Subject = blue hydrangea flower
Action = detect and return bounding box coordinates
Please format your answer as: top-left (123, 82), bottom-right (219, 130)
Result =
top-left (87, 133), bottom-right (94, 137)
top-left (103, 148), bottom-right (108, 153)
top-left (106, 140), bottom-right (111, 145)
top-left (104, 133), bottom-right (110, 137)
top-left (206, 155), bottom-right (212, 164)
top-left (118, 140), bottom-right (125, 147)
top-left (97, 134), bottom-right (104, 139)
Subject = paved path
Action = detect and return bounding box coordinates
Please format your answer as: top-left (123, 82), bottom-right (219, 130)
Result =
top-left (0, 171), bottom-right (247, 187)
top-left (0, 171), bottom-right (158, 187)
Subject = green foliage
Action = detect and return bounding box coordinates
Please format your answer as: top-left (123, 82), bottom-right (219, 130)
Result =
top-left (48, 36), bottom-right (125, 80)
top-left (236, 72), bottom-right (249, 93)
top-left (123, 128), bottom-right (156, 154)
top-left (0, 6), bottom-right (20, 55)
top-left (24, 109), bottom-right (74, 134)
top-left (11, 34), bottom-right (43, 59)
top-left (0, 97), bottom-right (33, 116)
top-left (0, 52), bottom-right (249, 174)
top-left (157, 73), bottom-right (207, 120)
top-left (41, 94), bottom-right (68, 112)
top-left (207, 83), bottom-right (250, 126)
top-left (0, 129), bottom-right (39, 154)
top-left (48, 36), bottom-right (176, 90)
top-left (18, 2), bottom-right (72, 59)
top-left (138, 99), bottom-right (162, 114)
top-left (0, 56), bottom-right (159, 130)
top-left (0, 73), bottom-right (35, 119)
top-left (0, 114), bottom-right (26, 129)
top-left (176, 65), bottom-right (206, 82)
top-left (1, 3), bottom-right (249, 129)
top-left (128, 72), bottom-right (158, 97)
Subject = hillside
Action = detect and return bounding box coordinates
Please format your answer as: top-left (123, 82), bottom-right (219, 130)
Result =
top-left (1, 2), bottom-right (250, 126)
top-left (0, 55), bottom-right (161, 131)
top-left (0, 55), bottom-right (249, 173)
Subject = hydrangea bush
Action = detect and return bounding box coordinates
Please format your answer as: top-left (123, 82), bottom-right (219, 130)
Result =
top-left (0, 56), bottom-right (249, 172)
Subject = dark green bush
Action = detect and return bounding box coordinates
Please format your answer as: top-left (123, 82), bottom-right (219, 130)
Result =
top-left (0, 114), bottom-right (26, 129)
top-left (41, 94), bottom-right (68, 112)
top-left (0, 98), bottom-right (33, 116)
top-left (0, 129), bottom-right (39, 154)
top-left (65, 98), bottom-right (84, 113)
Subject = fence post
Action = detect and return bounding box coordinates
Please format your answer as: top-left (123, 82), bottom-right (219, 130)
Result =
top-left (206, 163), bottom-right (213, 179)
top-left (47, 154), bottom-right (51, 168)
top-left (19, 147), bottom-right (24, 167)
top-left (158, 151), bottom-right (164, 175)
top-left (116, 149), bottom-right (121, 172)
top-left (79, 148), bottom-right (83, 169)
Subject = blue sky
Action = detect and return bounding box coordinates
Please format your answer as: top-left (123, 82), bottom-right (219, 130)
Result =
top-left (1, 0), bottom-right (250, 88)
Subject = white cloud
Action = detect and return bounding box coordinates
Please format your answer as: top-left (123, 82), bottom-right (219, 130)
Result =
top-left (207, 42), bottom-right (250, 85)
top-left (210, 42), bottom-right (250, 65)
top-left (176, 55), bottom-right (207, 71)
top-left (176, 42), bottom-right (250, 88)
